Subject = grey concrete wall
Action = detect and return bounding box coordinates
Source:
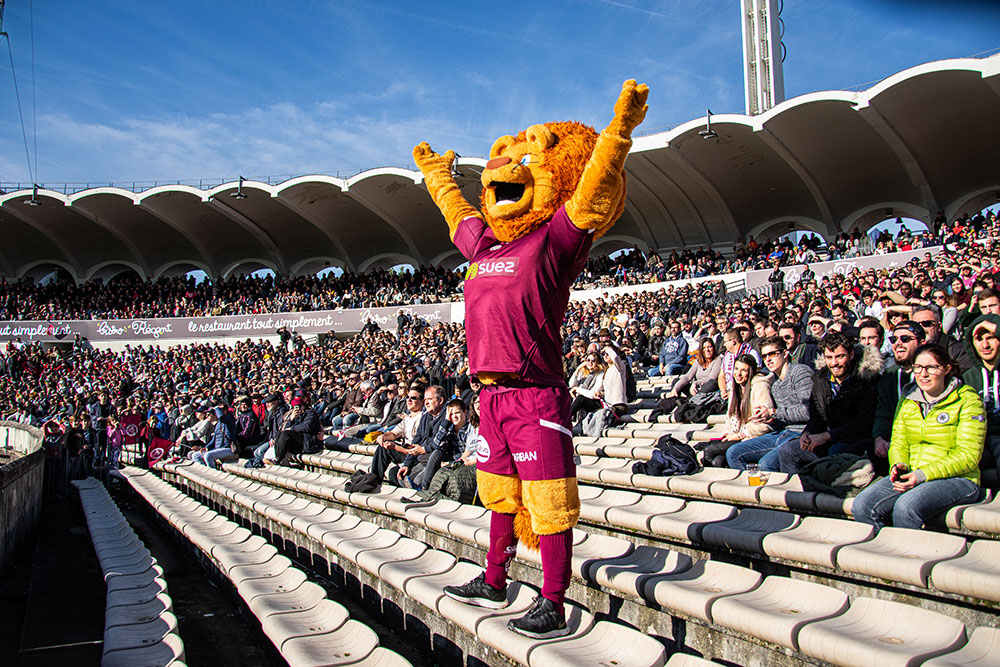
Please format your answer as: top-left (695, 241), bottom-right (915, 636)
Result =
top-left (0, 422), bottom-right (44, 575)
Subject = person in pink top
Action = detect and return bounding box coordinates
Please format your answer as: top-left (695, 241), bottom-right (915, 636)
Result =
top-left (412, 80), bottom-right (648, 638)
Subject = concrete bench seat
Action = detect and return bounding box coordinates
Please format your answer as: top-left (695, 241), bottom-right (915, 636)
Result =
top-left (516, 528), bottom-right (590, 565)
top-left (929, 539), bottom-right (1000, 602)
top-left (796, 597), bottom-right (967, 667)
top-left (643, 560), bottom-right (763, 622)
top-left (525, 619), bottom-right (667, 667)
top-left (423, 503), bottom-right (489, 536)
top-left (120, 467), bottom-right (399, 666)
top-left (666, 468), bottom-right (741, 497)
top-left (835, 526), bottom-right (968, 587)
top-left (601, 443), bottom-right (654, 460)
top-left (443, 509), bottom-right (492, 547)
top-left (605, 494), bottom-right (687, 532)
top-left (933, 490), bottom-right (993, 531)
top-left (647, 501), bottom-right (738, 542)
top-left (707, 471), bottom-right (791, 504)
top-left (690, 428), bottom-right (729, 442)
top-left (569, 532), bottom-right (636, 580)
top-left (438, 580), bottom-right (537, 635)
top-left (73, 476), bottom-right (187, 667)
top-left (353, 536), bottom-right (428, 576)
top-left (710, 576), bottom-right (849, 650)
top-left (664, 654), bottom-right (724, 666)
top-left (259, 598), bottom-right (351, 647)
top-left (924, 626), bottom-right (1000, 666)
top-left (578, 486), bottom-right (643, 522)
top-left (700, 508), bottom-right (801, 554)
top-left (755, 476), bottom-right (820, 511)
top-left (378, 548), bottom-right (457, 591)
top-left (476, 598), bottom-right (596, 666)
top-left (403, 560), bottom-right (483, 611)
top-left (957, 493), bottom-right (1000, 534)
top-left (761, 516), bottom-right (875, 568)
top-left (341, 528), bottom-right (408, 567)
top-left (588, 545), bottom-right (694, 597)
top-left (102, 633), bottom-right (187, 667)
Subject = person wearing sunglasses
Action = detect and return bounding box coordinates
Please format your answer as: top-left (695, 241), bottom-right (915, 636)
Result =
top-left (871, 321), bottom-right (925, 467)
top-left (853, 344), bottom-right (985, 531)
top-left (911, 306), bottom-right (971, 374)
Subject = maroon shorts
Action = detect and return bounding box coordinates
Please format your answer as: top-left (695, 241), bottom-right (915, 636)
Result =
top-left (476, 383), bottom-right (576, 481)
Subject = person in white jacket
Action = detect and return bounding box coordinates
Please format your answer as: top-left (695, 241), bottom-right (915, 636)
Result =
top-left (599, 346), bottom-right (629, 415)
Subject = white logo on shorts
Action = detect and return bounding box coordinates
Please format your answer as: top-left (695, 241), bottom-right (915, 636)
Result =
top-left (476, 436), bottom-right (490, 463)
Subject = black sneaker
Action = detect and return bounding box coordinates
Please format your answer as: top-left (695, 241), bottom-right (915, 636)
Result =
top-left (506, 596), bottom-right (569, 639)
top-left (442, 573), bottom-right (508, 609)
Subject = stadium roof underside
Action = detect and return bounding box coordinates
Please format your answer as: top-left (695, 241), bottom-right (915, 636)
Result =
top-left (2, 55), bottom-right (999, 283)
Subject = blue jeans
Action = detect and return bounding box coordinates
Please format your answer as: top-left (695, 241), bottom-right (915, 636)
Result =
top-left (332, 413), bottom-right (360, 430)
top-left (725, 430), bottom-right (799, 471)
top-left (852, 474), bottom-right (981, 530)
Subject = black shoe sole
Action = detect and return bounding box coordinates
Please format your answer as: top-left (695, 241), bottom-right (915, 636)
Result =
top-left (506, 622), bottom-right (571, 639)
top-left (442, 588), bottom-right (509, 609)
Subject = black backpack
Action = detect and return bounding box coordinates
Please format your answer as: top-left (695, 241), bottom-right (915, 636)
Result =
top-left (632, 435), bottom-right (699, 477)
top-left (345, 470), bottom-right (382, 494)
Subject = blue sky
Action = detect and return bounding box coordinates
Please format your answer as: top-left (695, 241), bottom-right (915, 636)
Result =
top-left (0, 0), bottom-right (997, 187)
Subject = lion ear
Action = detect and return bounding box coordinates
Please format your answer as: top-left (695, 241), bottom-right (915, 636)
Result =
top-left (489, 135), bottom-right (517, 159)
top-left (526, 124), bottom-right (556, 152)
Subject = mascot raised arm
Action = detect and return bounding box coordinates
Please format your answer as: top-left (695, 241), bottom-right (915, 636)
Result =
top-left (413, 79), bottom-right (648, 638)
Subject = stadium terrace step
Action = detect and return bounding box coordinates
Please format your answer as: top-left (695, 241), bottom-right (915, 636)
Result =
top-left (578, 486), bottom-right (643, 522)
top-left (664, 654), bottom-right (724, 667)
top-left (690, 428), bottom-right (729, 442)
top-left (929, 539), bottom-right (1000, 602)
top-left (115, 467), bottom-right (406, 667)
top-left (710, 576), bottom-right (849, 650)
top-left (924, 626), bottom-right (1000, 667)
top-left (760, 516), bottom-right (875, 569)
top-left (664, 468), bottom-right (741, 497)
top-left (934, 490), bottom-right (994, 531)
top-left (70, 477), bottom-right (186, 667)
top-left (643, 560), bottom-right (764, 622)
top-left (164, 462), bottom-right (668, 667)
top-left (587, 545), bottom-right (694, 597)
top-left (834, 527), bottom-right (968, 587)
top-left (576, 456), bottom-right (636, 485)
top-left (699, 508), bottom-right (801, 554)
top-left (705, 415), bottom-right (727, 425)
top-left (643, 501), bottom-right (738, 542)
top-left (796, 597), bottom-right (967, 667)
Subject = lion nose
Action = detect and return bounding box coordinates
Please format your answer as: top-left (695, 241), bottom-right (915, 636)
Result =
top-left (486, 156), bottom-right (512, 170)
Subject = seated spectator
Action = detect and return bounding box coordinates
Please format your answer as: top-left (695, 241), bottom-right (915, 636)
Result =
top-left (701, 354), bottom-right (774, 467)
top-left (853, 344), bottom-right (985, 530)
top-left (963, 314), bottom-right (1000, 472)
top-left (776, 331), bottom-right (882, 474)
top-left (873, 321), bottom-right (924, 466)
top-left (247, 393), bottom-right (288, 468)
top-left (176, 403), bottom-right (214, 455)
top-left (664, 338), bottom-right (722, 399)
top-left (191, 407), bottom-right (238, 468)
top-left (648, 321), bottom-right (688, 376)
top-left (402, 397), bottom-right (477, 490)
top-left (779, 322), bottom-right (818, 368)
top-left (414, 399), bottom-right (481, 503)
top-left (266, 397), bottom-right (322, 466)
top-left (394, 385), bottom-right (449, 486)
top-left (857, 318), bottom-right (885, 357)
top-left (719, 328), bottom-right (760, 400)
top-left (368, 385), bottom-right (429, 483)
top-left (568, 353), bottom-right (605, 423)
top-left (726, 335), bottom-right (814, 470)
top-left (233, 395), bottom-right (262, 456)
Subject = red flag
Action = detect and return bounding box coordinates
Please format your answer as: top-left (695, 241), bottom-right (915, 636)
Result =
top-left (122, 414), bottom-right (143, 445)
top-left (147, 437), bottom-right (174, 467)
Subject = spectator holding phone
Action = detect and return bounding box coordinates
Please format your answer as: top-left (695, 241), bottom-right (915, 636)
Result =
top-left (853, 344), bottom-right (985, 530)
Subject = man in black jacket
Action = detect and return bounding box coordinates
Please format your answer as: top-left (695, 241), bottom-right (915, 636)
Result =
top-left (777, 331), bottom-right (882, 474)
top-left (246, 393), bottom-right (288, 467)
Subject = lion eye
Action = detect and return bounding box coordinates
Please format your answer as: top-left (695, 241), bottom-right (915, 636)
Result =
top-left (519, 155), bottom-right (532, 166)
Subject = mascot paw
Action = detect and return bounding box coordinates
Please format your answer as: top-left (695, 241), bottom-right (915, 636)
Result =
top-left (412, 142), bottom-right (455, 175)
top-left (610, 79), bottom-right (650, 138)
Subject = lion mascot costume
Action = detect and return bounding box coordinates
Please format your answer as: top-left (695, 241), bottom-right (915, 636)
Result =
top-left (413, 79), bottom-right (648, 638)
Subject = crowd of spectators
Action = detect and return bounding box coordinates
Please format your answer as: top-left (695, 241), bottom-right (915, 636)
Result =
top-left (4, 207), bottom-right (999, 531)
top-left (1, 210), bottom-right (989, 322)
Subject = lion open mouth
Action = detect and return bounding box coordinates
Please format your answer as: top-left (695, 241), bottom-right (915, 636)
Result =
top-left (491, 181), bottom-right (525, 206)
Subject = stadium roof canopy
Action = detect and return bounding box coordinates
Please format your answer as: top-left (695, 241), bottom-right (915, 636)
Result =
top-left (2, 55), bottom-right (999, 283)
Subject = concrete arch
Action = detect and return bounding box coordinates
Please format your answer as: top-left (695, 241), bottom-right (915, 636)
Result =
top-left (591, 234), bottom-right (650, 257)
top-left (662, 145), bottom-right (741, 244)
top-left (357, 253), bottom-right (421, 273)
top-left (947, 185), bottom-right (1000, 221)
top-left (135, 184), bottom-right (210, 203)
top-left (347, 167), bottom-right (423, 188)
top-left (289, 256), bottom-right (349, 278)
top-left (152, 259), bottom-right (214, 281)
top-left (84, 260), bottom-right (147, 283)
top-left (206, 179), bottom-right (276, 200)
top-left (66, 187), bottom-right (138, 205)
top-left (842, 201), bottom-right (929, 235)
top-left (221, 258), bottom-right (280, 280)
top-left (427, 249), bottom-right (465, 268)
top-left (747, 216), bottom-right (831, 243)
top-left (273, 174), bottom-right (348, 193)
top-left (66, 200), bottom-right (150, 277)
top-left (16, 259), bottom-right (81, 284)
top-left (207, 198), bottom-right (287, 275)
top-left (755, 126), bottom-right (834, 228)
top-left (270, 193), bottom-right (354, 272)
top-left (341, 182), bottom-right (426, 266)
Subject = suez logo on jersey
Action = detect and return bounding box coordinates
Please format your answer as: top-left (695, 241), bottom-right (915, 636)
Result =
top-left (465, 257), bottom-right (519, 280)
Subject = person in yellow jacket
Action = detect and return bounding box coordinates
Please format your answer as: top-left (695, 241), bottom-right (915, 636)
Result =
top-left (853, 344), bottom-right (985, 530)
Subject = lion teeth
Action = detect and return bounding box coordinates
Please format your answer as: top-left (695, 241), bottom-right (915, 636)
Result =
top-left (496, 199), bottom-right (517, 206)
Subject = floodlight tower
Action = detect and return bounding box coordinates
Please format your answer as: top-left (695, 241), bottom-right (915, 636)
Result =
top-left (741, 0), bottom-right (785, 115)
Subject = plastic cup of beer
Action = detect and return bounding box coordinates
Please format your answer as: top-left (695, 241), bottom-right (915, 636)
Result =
top-left (748, 464), bottom-right (763, 486)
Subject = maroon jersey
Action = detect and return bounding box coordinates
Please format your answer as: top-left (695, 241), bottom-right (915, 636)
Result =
top-left (454, 206), bottom-right (592, 386)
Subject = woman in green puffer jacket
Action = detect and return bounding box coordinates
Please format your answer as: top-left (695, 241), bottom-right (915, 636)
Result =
top-left (853, 344), bottom-right (985, 531)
